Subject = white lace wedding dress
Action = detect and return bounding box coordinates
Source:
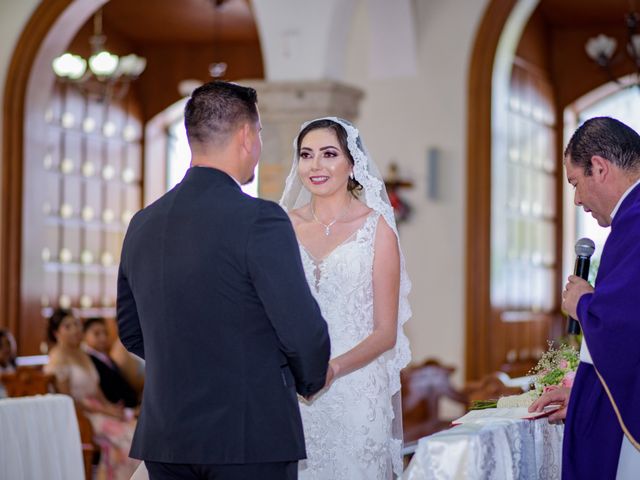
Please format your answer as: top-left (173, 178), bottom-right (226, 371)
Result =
top-left (298, 211), bottom-right (401, 479)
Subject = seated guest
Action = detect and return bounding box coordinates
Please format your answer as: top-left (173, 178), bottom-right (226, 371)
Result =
top-left (0, 329), bottom-right (16, 374)
top-left (83, 317), bottom-right (139, 408)
top-left (0, 329), bottom-right (17, 398)
top-left (45, 308), bottom-right (139, 480)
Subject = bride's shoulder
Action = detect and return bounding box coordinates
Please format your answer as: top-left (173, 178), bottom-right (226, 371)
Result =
top-left (287, 204), bottom-right (312, 228)
top-left (349, 199), bottom-right (374, 221)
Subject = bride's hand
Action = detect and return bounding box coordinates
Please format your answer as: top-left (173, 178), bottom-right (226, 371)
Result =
top-left (325, 361), bottom-right (339, 388)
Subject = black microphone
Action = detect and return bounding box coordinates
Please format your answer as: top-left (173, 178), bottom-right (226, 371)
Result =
top-left (567, 238), bottom-right (596, 335)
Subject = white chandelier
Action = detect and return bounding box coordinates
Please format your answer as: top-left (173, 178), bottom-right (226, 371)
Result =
top-left (207, 0), bottom-right (228, 79)
top-left (52, 9), bottom-right (146, 101)
top-left (585, 7), bottom-right (640, 88)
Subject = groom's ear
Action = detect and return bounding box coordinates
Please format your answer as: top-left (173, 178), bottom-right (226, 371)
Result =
top-left (238, 122), bottom-right (252, 154)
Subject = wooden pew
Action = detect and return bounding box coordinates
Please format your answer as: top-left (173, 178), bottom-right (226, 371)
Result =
top-left (1, 366), bottom-right (53, 397)
top-left (464, 371), bottom-right (524, 406)
top-left (401, 358), bottom-right (468, 443)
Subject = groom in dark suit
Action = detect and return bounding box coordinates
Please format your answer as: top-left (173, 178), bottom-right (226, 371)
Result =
top-left (117, 81), bottom-right (330, 480)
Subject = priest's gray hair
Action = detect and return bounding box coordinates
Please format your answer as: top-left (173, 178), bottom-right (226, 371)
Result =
top-left (565, 116), bottom-right (640, 175)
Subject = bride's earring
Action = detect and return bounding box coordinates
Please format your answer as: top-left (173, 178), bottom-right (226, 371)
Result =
top-left (349, 172), bottom-right (355, 180)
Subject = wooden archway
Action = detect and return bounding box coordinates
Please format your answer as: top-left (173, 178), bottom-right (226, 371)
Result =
top-left (464, 0), bottom-right (517, 381)
top-left (1, 0), bottom-right (106, 348)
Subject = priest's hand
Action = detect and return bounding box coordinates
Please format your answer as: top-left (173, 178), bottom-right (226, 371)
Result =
top-left (528, 386), bottom-right (571, 423)
top-left (562, 275), bottom-right (594, 319)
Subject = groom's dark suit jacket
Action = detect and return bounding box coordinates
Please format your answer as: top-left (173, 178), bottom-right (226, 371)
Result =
top-left (117, 166), bottom-right (330, 464)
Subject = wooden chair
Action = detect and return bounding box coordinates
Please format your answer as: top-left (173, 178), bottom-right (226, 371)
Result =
top-left (0, 365), bottom-right (97, 480)
top-left (401, 358), bottom-right (468, 443)
top-left (1, 366), bottom-right (54, 397)
top-left (463, 371), bottom-right (524, 407)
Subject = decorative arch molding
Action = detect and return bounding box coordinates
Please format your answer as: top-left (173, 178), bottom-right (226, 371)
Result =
top-left (465, 0), bottom-right (514, 381)
top-left (568, 74), bottom-right (640, 114)
top-left (1, 0), bottom-right (106, 341)
top-left (465, 0), bottom-right (541, 381)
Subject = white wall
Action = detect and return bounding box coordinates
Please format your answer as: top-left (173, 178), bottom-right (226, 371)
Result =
top-left (251, 0), bottom-right (357, 81)
top-left (0, 0), bottom-right (40, 192)
top-left (340, 0), bottom-right (488, 380)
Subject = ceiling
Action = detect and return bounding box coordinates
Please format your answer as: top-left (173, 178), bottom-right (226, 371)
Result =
top-left (100, 0), bottom-right (640, 46)
top-left (103, 0), bottom-right (259, 44)
top-left (537, 0), bottom-right (638, 27)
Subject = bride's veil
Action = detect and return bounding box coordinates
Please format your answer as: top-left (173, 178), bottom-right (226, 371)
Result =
top-left (279, 117), bottom-right (412, 475)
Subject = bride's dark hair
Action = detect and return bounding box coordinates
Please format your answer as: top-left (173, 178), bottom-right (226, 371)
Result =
top-left (296, 119), bottom-right (363, 194)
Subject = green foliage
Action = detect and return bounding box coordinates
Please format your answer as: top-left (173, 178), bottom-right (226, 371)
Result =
top-left (540, 369), bottom-right (564, 385)
top-left (469, 399), bottom-right (498, 410)
top-left (528, 341), bottom-right (579, 396)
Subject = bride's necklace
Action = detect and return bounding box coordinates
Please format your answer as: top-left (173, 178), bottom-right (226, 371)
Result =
top-left (311, 197), bottom-right (352, 236)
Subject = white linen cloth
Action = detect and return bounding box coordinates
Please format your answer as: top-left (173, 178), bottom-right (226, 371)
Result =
top-left (0, 394), bottom-right (84, 480)
top-left (403, 417), bottom-right (563, 480)
top-left (617, 435), bottom-right (640, 479)
top-left (579, 337), bottom-right (593, 364)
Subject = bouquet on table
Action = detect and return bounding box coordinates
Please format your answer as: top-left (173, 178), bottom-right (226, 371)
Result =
top-left (471, 342), bottom-right (579, 410)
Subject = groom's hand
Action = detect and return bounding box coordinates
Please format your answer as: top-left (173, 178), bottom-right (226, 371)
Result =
top-left (303, 362), bottom-right (337, 401)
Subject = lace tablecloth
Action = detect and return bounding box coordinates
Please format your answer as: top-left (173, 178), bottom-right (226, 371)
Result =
top-left (0, 394), bottom-right (84, 480)
top-left (403, 417), bottom-right (563, 479)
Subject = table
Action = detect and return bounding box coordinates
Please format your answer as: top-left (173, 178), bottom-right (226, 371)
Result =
top-left (0, 394), bottom-right (84, 480)
top-left (403, 417), bottom-right (563, 479)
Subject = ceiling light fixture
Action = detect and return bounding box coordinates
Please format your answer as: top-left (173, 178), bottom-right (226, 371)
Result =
top-left (52, 9), bottom-right (146, 101)
top-left (208, 0), bottom-right (229, 79)
top-left (585, 4), bottom-right (640, 88)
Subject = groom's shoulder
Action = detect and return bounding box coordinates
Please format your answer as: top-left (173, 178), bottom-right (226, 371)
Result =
top-left (236, 196), bottom-right (292, 232)
top-left (249, 197), bottom-right (289, 222)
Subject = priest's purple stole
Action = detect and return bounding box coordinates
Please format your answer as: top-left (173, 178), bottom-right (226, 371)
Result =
top-left (563, 183), bottom-right (640, 479)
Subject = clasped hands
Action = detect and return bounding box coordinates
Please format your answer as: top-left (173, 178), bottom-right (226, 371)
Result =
top-left (561, 275), bottom-right (594, 319)
top-left (303, 361), bottom-right (339, 402)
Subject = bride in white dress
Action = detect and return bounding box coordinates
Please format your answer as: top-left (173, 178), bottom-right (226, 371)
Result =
top-left (280, 117), bottom-right (411, 479)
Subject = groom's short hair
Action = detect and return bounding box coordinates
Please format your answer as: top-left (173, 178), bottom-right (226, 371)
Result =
top-left (184, 81), bottom-right (258, 149)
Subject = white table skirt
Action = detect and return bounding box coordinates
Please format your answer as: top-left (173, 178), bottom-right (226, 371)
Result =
top-left (403, 418), bottom-right (563, 480)
top-left (0, 394), bottom-right (84, 480)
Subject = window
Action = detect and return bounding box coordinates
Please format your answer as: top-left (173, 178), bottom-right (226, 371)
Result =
top-left (166, 117), bottom-right (259, 197)
top-left (565, 88), bottom-right (640, 279)
top-left (491, 60), bottom-right (557, 314)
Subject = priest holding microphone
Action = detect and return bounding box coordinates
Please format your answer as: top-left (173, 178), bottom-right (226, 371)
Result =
top-left (529, 117), bottom-right (640, 479)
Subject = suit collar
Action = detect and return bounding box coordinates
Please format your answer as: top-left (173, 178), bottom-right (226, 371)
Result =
top-left (184, 166), bottom-right (242, 190)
